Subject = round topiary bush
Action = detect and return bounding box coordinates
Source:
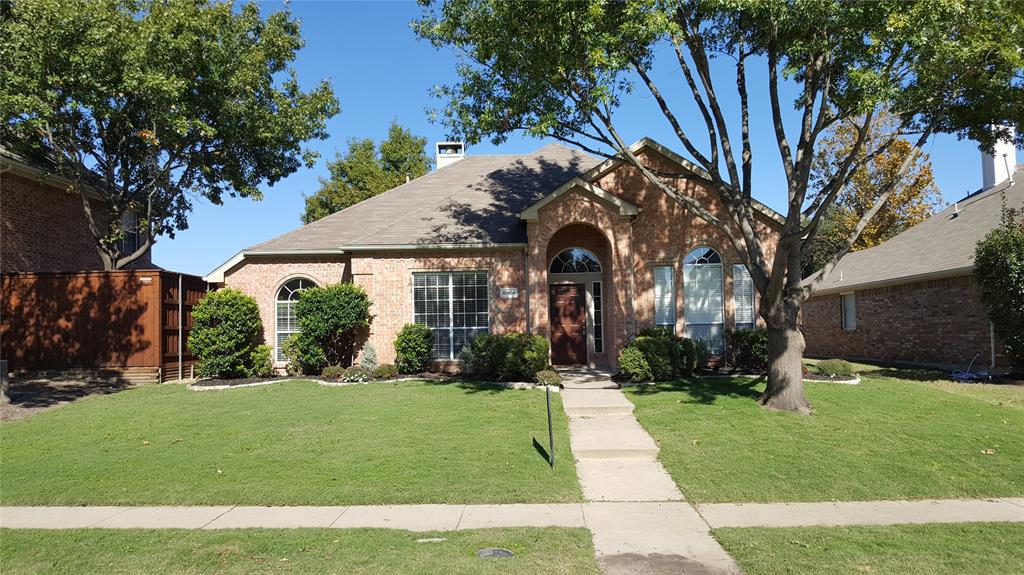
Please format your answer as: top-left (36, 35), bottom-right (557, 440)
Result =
top-left (395, 323), bottom-right (435, 374)
top-left (189, 288), bottom-right (266, 379)
top-left (816, 358), bottom-right (854, 377)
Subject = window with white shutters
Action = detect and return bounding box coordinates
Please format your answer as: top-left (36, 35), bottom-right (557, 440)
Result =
top-left (684, 247), bottom-right (725, 353)
top-left (654, 265), bottom-right (675, 331)
top-left (733, 264), bottom-right (755, 329)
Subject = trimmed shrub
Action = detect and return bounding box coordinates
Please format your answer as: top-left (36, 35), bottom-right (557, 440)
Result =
top-left (395, 323), bottom-right (434, 374)
top-left (359, 343), bottom-right (379, 371)
top-left (340, 366), bottom-right (372, 382)
top-left (618, 347), bottom-right (653, 382)
top-left (289, 283), bottom-right (372, 374)
top-left (321, 365), bottom-right (346, 379)
top-left (693, 338), bottom-right (711, 368)
top-left (725, 328), bottom-right (769, 370)
top-left (817, 358), bottom-right (854, 377)
top-left (462, 333), bottom-right (549, 381)
top-left (536, 369), bottom-right (562, 386)
top-left (372, 364), bottom-right (399, 379)
top-left (189, 288), bottom-right (265, 379)
top-left (250, 345), bottom-right (274, 377)
top-left (626, 328), bottom-right (699, 378)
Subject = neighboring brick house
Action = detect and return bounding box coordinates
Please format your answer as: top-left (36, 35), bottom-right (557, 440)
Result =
top-left (207, 138), bottom-right (783, 369)
top-left (803, 151), bottom-right (1021, 370)
top-left (1, 146), bottom-right (152, 272)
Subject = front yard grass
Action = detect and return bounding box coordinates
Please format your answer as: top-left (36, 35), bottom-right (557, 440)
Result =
top-left (714, 522), bottom-right (1024, 575)
top-left (0, 527), bottom-right (599, 575)
top-left (0, 380), bottom-right (580, 505)
top-left (625, 373), bottom-right (1024, 503)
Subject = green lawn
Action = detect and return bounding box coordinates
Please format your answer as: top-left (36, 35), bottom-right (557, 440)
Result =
top-left (625, 373), bottom-right (1024, 503)
top-left (0, 380), bottom-right (580, 505)
top-left (0, 527), bottom-right (599, 575)
top-left (715, 522), bottom-right (1024, 575)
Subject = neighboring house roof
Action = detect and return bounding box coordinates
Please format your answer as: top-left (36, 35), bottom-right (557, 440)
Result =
top-left (814, 166), bottom-right (1023, 295)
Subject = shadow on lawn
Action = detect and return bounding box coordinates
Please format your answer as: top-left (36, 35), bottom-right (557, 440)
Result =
top-left (420, 379), bottom-right (515, 395)
top-left (7, 376), bottom-right (135, 408)
top-left (630, 375), bottom-right (763, 405)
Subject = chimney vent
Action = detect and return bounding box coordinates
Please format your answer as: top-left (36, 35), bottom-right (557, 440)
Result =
top-left (981, 126), bottom-right (1017, 189)
top-left (435, 142), bottom-right (465, 170)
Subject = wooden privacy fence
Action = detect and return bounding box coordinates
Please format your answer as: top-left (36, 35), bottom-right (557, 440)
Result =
top-left (1, 270), bottom-right (208, 380)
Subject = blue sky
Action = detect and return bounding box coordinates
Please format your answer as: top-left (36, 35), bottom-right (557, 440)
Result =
top-left (154, 0), bottom-right (1021, 276)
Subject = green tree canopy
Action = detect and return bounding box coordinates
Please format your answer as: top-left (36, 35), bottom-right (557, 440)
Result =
top-left (416, 0), bottom-right (1024, 413)
top-left (0, 0), bottom-right (339, 269)
top-left (974, 199), bottom-right (1024, 370)
top-left (302, 121), bottom-right (431, 224)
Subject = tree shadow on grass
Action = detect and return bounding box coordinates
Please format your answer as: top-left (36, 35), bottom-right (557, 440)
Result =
top-left (7, 374), bottom-right (135, 408)
top-left (419, 378), bottom-right (516, 395)
top-left (629, 375), bottom-right (764, 405)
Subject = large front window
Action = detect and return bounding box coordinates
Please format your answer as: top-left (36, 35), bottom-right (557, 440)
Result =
top-left (733, 264), bottom-right (755, 330)
top-left (413, 272), bottom-right (489, 360)
top-left (276, 278), bottom-right (317, 362)
top-left (684, 247), bottom-right (725, 353)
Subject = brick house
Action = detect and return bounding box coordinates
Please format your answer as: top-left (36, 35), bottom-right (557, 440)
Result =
top-left (206, 138), bottom-right (783, 369)
top-left (803, 143), bottom-right (1021, 371)
top-left (1, 146), bottom-right (152, 272)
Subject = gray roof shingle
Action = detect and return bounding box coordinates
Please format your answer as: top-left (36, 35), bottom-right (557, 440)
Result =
top-left (815, 166), bottom-right (1023, 294)
top-left (247, 143), bottom-right (599, 252)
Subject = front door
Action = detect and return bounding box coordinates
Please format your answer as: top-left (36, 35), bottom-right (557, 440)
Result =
top-left (550, 284), bottom-right (587, 365)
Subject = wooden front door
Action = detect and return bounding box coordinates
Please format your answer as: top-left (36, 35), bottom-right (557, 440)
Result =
top-left (550, 284), bottom-right (587, 365)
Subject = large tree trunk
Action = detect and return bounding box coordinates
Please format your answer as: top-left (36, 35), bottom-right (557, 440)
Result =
top-left (759, 322), bottom-right (811, 415)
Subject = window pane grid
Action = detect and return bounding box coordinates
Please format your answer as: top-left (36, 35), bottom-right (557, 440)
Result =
top-left (592, 281), bottom-right (604, 353)
top-left (414, 272), bottom-right (489, 360)
top-left (275, 278), bottom-right (317, 362)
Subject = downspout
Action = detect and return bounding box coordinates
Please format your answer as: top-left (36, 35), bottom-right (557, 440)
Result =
top-left (990, 322), bottom-right (997, 370)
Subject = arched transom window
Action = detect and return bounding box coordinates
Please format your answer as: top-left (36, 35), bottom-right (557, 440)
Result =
top-left (550, 248), bottom-right (602, 274)
top-left (276, 278), bottom-right (317, 362)
top-left (683, 246), bottom-right (725, 353)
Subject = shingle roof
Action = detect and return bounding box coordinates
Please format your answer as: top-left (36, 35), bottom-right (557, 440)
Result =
top-left (247, 142), bottom-right (599, 252)
top-left (815, 166), bottom-right (1023, 294)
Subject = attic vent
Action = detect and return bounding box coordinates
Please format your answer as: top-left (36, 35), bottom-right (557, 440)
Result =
top-left (436, 142), bottom-right (465, 169)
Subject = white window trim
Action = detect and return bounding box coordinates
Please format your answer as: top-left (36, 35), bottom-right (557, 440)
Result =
top-left (840, 292), bottom-right (857, 331)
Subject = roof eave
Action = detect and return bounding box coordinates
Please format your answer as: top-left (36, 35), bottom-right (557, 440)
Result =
top-left (812, 265), bottom-right (975, 296)
top-left (1, 155), bottom-right (105, 202)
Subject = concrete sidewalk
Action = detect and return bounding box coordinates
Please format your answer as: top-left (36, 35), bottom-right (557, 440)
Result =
top-left (698, 498), bottom-right (1024, 528)
top-left (3, 498), bottom-right (1022, 530)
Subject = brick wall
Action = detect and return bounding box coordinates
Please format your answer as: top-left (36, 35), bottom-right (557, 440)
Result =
top-left (2, 173), bottom-right (152, 272)
top-left (803, 274), bottom-right (1008, 368)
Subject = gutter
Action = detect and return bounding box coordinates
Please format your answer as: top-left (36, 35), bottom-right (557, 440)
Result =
top-left (813, 265), bottom-right (975, 296)
top-left (337, 243), bottom-right (527, 252)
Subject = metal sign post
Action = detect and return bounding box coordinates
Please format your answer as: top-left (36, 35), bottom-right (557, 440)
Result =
top-left (546, 385), bottom-right (555, 468)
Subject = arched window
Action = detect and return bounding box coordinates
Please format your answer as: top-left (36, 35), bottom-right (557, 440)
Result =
top-left (683, 247), bottom-right (725, 353)
top-left (549, 248), bottom-right (602, 274)
top-left (276, 278), bottom-right (317, 362)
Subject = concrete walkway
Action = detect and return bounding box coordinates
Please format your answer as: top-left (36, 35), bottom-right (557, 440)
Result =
top-left (560, 369), bottom-right (741, 575)
top-left (699, 498), bottom-right (1024, 528)
top-left (3, 498), bottom-right (1022, 531)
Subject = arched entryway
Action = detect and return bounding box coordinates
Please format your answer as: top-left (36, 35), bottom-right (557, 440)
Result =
top-left (546, 224), bottom-right (612, 366)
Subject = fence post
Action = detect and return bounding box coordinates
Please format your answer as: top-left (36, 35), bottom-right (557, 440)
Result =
top-left (177, 274), bottom-right (183, 381)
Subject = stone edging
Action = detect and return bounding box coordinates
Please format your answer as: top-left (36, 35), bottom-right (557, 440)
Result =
top-left (187, 377), bottom-right (559, 392)
top-left (803, 374), bottom-right (861, 385)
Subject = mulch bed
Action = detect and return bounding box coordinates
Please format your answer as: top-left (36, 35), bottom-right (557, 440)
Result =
top-left (803, 372), bottom-right (860, 384)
